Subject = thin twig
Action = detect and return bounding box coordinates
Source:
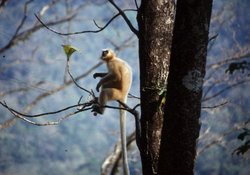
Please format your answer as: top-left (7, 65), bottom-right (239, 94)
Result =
top-left (108, 0), bottom-right (138, 37)
top-left (0, 0), bottom-right (34, 53)
top-left (21, 62), bottom-right (102, 114)
top-left (0, 101), bottom-right (86, 118)
top-left (1, 100), bottom-right (93, 126)
top-left (207, 52), bottom-right (250, 70)
top-left (1, 99), bottom-right (140, 127)
top-left (208, 33), bottom-right (219, 42)
top-left (203, 79), bottom-right (250, 102)
top-left (101, 132), bottom-right (136, 175)
top-left (106, 34), bottom-right (136, 52)
top-left (202, 101), bottom-right (228, 109)
top-left (128, 93), bottom-right (140, 99)
top-left (10, 107), bottom-right (86, 126)
top-left (197, 122), bottom-right (250, 156)
top-left (0, 81), bottom-right (44, 98)
top-left (66, 60), bottom-right (93, 96)
top-left (12, 0), bottom-right (34, 41)
top-left (0, 117), bottom-right (16, 130)
top-left (34, 9), bottom-right (137, 36)
top-left (0, 14), bottom-right (77, 53)
top-left (134, 0), bottom-right (139, 9)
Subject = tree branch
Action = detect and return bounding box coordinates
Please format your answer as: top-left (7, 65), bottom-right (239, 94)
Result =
top-left (66, 59), bottom-right (94, 96)
top-left (0, 14), bottom-right (77, 53)
top-left (0, 101), bottom-right (88, 118)
top-left (12, 0), bottom-right (34, 40)
top-left (0, 99), bottom-right (140, 127)
top-left (203, 79), bottom-right (250, 102)
top-left (128, 93), bottom-right (140, 99)
top-left (206, 50), bottom-right (250, 70)
top-left (0, 81), bottom-right (44, 98)
top-left (101, 132), bottom-right (136, 175)
top-left (3, 101), bottom-right (86, 126)
top-left (21, 61), bottom-right (103, 115)
top-left (0, 0), bottom-right (34, 52)
top-left (108, 0), bottom-right (138, 37)
top-left (0, 98), bottom-right (93, 126)
top-left (201, 100), bottom-right (228, 109)
top-left (0, 117), bottom-right (16, 130)
top-left (197, 122), bottom-right (250, 156)
top-left (134, 0), bottom-right (139, 10)
top-left (34, 9), bottom-right (137, 36)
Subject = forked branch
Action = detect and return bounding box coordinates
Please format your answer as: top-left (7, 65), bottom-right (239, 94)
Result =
top-left (108, 0), bottom-right (139, 37)
top-left (0, 99), bottom-right (140, 127)
top-left (35, 8), bottom-right (137, 36)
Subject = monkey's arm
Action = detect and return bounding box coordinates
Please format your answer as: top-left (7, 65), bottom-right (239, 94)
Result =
top-left (96, 73), bottom-right (116, 92)
top-left (93, 73), bottom-right (108, 79)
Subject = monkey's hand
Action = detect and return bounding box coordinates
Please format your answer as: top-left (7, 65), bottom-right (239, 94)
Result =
top-left (96, 82), bottom-right (101, 92)
top-left (93, 73), bottom-right (98, 79)
top-left (93, 73), bottom-right (108, 79)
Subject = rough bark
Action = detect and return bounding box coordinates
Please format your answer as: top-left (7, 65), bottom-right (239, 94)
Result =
top-left (137, 1), bottom-right (175, 174)
top-left (158, 0), bottom-right (213, 175)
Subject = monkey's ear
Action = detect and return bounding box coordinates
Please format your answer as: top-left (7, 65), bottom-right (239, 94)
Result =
top-left (62, 45), bottom-right (79, 60)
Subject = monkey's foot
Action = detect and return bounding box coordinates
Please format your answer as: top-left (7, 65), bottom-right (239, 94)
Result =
top-left (91, 104), bottom-right (103, 115)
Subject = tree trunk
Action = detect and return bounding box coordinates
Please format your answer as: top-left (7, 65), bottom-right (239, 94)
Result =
top-left (158, 1), bottom-right (213, 175)
top-left (137, 1), bottom-right (175, 174)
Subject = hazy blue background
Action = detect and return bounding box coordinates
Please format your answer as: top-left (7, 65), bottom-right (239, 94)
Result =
top-left (0, 0), bottom-right (249, 175)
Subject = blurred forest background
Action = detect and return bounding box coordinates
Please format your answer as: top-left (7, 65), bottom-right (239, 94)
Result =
top-left (0, 0), bottom-right (249, 175)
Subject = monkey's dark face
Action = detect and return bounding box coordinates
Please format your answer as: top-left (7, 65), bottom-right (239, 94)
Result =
top-left (101, 49), bottom-right (114, 61)
top-left (102, 50), bottom-right (109, 57)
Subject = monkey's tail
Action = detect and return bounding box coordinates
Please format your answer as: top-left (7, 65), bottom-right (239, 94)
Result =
top-left (119, 100), bottom-right (130, 175)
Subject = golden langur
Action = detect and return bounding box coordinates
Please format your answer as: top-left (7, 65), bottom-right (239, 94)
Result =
top-left (93, 49), bottom-right (132, 175)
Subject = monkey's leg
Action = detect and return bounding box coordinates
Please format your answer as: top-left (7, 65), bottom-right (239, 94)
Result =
top-left (92, 95), bottom-right (104, 115)
top-left (97, 89), bottom-right (112, 114)
top-left (99, 88), bottom-right (121, 113)
top-left (92, 89), bottom-right (109, 115)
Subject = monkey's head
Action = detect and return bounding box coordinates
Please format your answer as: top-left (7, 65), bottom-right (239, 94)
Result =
top-left (101, 49), bottom-right (115, 61)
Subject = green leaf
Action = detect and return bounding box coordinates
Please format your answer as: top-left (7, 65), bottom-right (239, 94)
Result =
top-left (158, 90), bottom-right (166, 113)
top-left (158, 89), bottom-right (166, 96)
top-left (62, 45), bottom-right (79, 60)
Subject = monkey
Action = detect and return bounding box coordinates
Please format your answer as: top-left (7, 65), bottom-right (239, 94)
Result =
top-left (93, 49), bottom-right (132, 175)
